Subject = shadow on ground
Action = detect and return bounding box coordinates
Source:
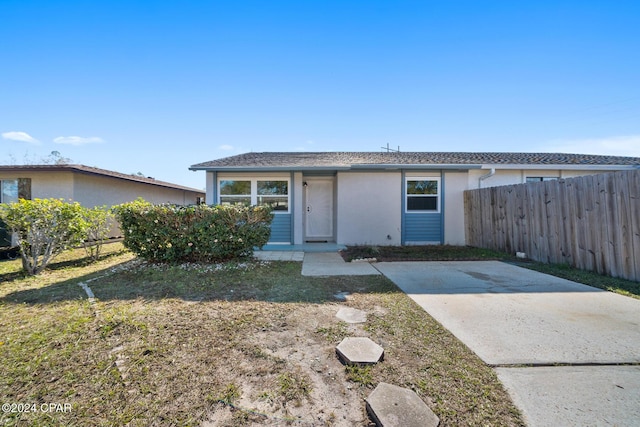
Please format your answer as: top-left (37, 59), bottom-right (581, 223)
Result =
top-left (1, 258), bottom-right (399, 305)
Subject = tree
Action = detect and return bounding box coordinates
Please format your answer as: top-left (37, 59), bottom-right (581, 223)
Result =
top-left (42, 151), bottom-right (73, 165)
top-left (0, 199), bottom-right (88, 275)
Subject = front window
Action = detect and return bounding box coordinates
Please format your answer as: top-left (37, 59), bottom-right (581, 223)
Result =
top-left (219, 180), bottom-right (251, 206)
top-left (406, 178), bottom-right (440, 212)
top-left (257, 180), bottom-right (288, 211)
top-left (218, 178), bottom-right (290, 213)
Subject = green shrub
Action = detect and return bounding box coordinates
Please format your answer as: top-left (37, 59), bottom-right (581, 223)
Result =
top-left (0, 198), bottom-right (88, 275)
top-left (112, 199), bottom-right (273, 262)
top-left (82, 206), bottom-right (113, 261)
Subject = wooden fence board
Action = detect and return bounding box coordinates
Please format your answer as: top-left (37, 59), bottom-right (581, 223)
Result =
top-left (627, 170), bottom-right (640, 282)
top-left (607, 172), bottom-right (622, 278)
top-left (616, 172), bottom-right (635, 280)
top-left (596, 173), bottom-right (612, 276)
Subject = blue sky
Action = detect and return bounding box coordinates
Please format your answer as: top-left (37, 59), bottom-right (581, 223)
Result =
top-left (2, 0), bottom-right (639, 190)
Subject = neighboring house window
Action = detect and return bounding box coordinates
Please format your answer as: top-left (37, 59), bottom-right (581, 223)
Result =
top-left (406, 178), bottom-right (440, 212)
top-left (0, 178), bottom-right (31, 203)
top-left (526, 177), bottom-right (558, 183)
top-left (218, 178), bottom-right (290, 213)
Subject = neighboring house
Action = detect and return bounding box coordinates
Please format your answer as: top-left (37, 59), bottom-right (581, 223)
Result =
top-left (190, 152), bottom-right (640, 246)
top-left (0, 164), bottom-right (205, 243)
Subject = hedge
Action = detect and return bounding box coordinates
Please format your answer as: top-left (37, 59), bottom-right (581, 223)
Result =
top-left (112, 200), bottom-right (273, 262)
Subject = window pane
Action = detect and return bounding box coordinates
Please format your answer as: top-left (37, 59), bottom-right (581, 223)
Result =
top-left (407, 196), bottom-right (437, 211)
top-left (220, 180), bottom-right (250, 195)
top-left (18, 178), bottom-right (31, 200)
top-left (407, 180), bottom-right (438, 195)
top-left (258, 196), bottom-right (288, 211)
top-left (220, 196), bottom-right (251, 206)
top-left (526, 177), bottom-right (557, 182)
top-left (1, 180), bottom-right (19, 204)
top-left (257, 180), bottom-right (288, 195)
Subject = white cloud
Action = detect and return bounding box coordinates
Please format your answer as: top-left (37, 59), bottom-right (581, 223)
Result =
top-left (539, 135), bottom-right (640, 157)
top-left (53, 136), bottom-right (104, 146)
top-left (2, 131), bottom-right (40, 144)
top-left (219, 144), bottom-right (234, 151)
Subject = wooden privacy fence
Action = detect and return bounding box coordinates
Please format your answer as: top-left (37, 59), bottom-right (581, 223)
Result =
top-left (464, 169), bottom-right (640, 282)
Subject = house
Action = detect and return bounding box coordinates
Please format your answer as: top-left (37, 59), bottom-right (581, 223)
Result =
top-left (190, 152), bottom-right (640, 247)
top-left (0, 164), bottom-right (205, 244)
top-left (0, 164), bottom-right (205, 207)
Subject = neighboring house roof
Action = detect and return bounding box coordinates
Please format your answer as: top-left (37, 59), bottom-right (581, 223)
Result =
top-left (191, 152), bottom-right (640, 171)
top-left (0, 164), bottom-right (204, 193)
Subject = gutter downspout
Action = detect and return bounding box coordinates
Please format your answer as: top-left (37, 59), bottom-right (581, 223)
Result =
top-left (478, 168), bottom-right (496, 188)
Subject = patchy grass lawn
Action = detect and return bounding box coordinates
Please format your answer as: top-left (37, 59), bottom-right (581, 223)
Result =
top-left (0, 244), bottom-right (524, 426)
top-left (341, 245), bottom-right (640, 299)
top-left (517, 261), bottom-right (640, 300)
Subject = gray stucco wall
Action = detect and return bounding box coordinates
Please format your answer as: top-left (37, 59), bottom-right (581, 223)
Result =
top-left (336, 171), bottom-right (402, 245)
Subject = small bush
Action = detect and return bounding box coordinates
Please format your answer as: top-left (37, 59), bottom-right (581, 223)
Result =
top-left (112, 200), bottom-right (273, 262)
top-left (82, 206), bottom-right (113, 261)
top-left (0, 198), bottom-right (88, 275)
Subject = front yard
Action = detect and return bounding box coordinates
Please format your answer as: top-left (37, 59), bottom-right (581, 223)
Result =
top-left (0, 244), bottom-right (524, 426)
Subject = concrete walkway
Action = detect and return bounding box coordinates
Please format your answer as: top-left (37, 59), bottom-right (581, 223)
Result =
top-left (375, 260), bottom-right (640, 427)
top-left (301, 252), bottom-right (380, 276)
top-left (253, 250), bottom-right (304, 261)
top-left (254, 250), bottom-right (380, 275)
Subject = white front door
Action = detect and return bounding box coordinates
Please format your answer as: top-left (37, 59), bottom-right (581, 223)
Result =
top-left (304, 178), bottom-right (334, 241)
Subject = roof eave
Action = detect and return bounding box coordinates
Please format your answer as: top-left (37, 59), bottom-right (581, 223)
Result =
top-left (349, 164), bottom-right (483, 170)
top-left (189, 166), bottom-right (353, 172)
top-left (189, 164), bottom-right (484, 172)
top-left (189, 163), bottom-right (640, 172)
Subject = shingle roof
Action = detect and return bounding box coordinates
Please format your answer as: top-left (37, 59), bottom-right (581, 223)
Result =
top-left (0, 164), bottom-right (204, 193)
top-left (191, 152), bottom-right (640, 170)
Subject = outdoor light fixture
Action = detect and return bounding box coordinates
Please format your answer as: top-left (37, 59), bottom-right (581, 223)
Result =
top-left (303, 181), bottom-right (308, 187)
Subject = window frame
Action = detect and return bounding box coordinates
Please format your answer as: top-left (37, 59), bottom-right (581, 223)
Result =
top-left (219, 179), bottom-right (252, 207)
top-left (525, 176), bottom-right (559, 183)
top-left (256, 180), bottom-right (289, 212)
top-left (217, 177), bottom-right (290, 214)
top-left (405, 177), bottom-right (441, 213)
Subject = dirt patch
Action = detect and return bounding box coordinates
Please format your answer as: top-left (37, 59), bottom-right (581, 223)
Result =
top-left (199, 303), bottom-right (372, 426)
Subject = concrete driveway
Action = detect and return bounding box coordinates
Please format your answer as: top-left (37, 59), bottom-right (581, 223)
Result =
top-left (375, 261), bottom-right (640, 427)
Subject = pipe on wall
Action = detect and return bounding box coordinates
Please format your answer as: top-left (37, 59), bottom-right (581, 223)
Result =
top-left (478, 168), bottom-right (496, 188)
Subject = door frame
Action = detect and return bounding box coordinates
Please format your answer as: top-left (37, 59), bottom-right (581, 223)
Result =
top-left (302, 176), bottom-right (336, 242)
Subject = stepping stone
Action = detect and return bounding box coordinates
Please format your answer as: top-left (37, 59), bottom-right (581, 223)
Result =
top-left (336, 337), bottom-right (384, 365)
top-left (336, 307), bottom-right (367, 323)
top-left (366, 382), bottom-right (440, 427)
